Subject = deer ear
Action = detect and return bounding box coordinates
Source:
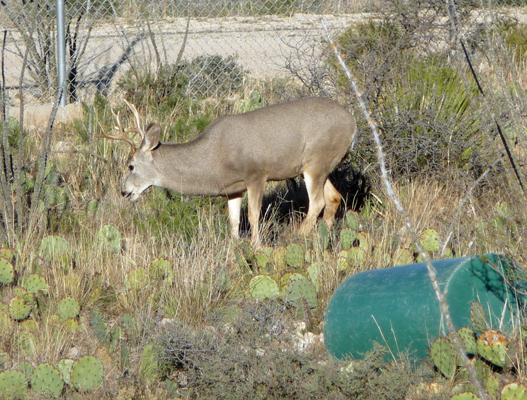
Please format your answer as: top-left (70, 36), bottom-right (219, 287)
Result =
top-left (141, 121), bottom-right (161, 152)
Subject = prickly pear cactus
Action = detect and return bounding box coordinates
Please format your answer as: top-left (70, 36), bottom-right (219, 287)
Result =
top-left (455, 327), bottom-right (477, 355)
top-left (420, 229), bottom-right (441, 252)
top-left (90, 308), bottom-right (110, 347)
top-left (470, 301), bottom-right (487, 333)
top-left (255, 248), bottom-right (272, 271)
top-left (484, 375), bottom-right (500, 399)
top-left (149, 258), bottom-right (173, 283)
top-left (0, 310), bottom-right (12, 336)
top-left (0, 257), bottom-right (15, 285)
top-left (355, 232), bottom-right (372, 252)
top-left (307, 262), bottom-right (322, 291)
top-left (249, 275), bottom-right (279, 301)
top-left (125, 267), bottom-right (148, 291)
top-left (15, 361), bottom-right (34, 381)
top-left (430, 337), bottom-right (456, 378)
top-left (318, 220), bottom-right (329, 249)
top-left (121, 339), bottom-right (130, 371)
top-left (9, 296), bottom-right (32, 320)
top-left (234, 247), bottom-right (251, 273)
top-left (140, 344), bottom-right (161, 385)
top-left (0, 248), bottom-right (14, 261)
top-left (391, 248), bottom-right (414, 266)
top-left (477, 330), bottom-right (508, 368)
top-left (340, 228), bottom-right (357, 251)
top-left (450, 393), bottom-right (480, 400)
top-left (96, 224), bottom-right (122, 254)
top-left (39, 235), bottom-right (69, 260)
top-left (31, 363), bottom-right (64, 398)
top-left (501, 382), bottom-right (527, 400)
top-left (239, 241), bottom-right (255, 265)
top-left (58, 297), bottom-right (80, 321)
top-left (57, 359), bottom-right (74, 386)
top-left (270, 247), bottom-right (287, 271)
top-left (21, 273), bottom-right (49, 295)
top-left (120, 313), bottom-right (138, 338)
top-left (282, 279), bottom-right (318, 309)
top-left (0, 369), bottom-right (28, 398)
top-left (347, 247), bottom-right (366, 268)
top-left (285, 244), bottom-right (304, 269)
top-left (71, 356), bottom-right (104, 392)
top-left (346, 210), bottom-right (360, 231)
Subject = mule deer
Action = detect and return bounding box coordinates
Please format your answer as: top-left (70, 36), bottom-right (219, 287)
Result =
top-left (98, 97), bottom-right (356, 245)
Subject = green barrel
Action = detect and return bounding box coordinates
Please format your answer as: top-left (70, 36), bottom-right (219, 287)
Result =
top-left (324, 254), bottom-right (526, 360)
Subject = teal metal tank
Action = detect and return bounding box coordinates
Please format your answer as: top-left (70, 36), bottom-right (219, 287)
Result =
top-left (324, 254), bottom-right (526, 360)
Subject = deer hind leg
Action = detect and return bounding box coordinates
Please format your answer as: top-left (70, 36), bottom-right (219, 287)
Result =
top-left (247, 178), bottom-right (266, 246)
top-left (299, 172), bottom-right (327, 235)
top-left (322, 179), bottom-right (342, 229)
top-left (227, 196), bottom-right (243, 239)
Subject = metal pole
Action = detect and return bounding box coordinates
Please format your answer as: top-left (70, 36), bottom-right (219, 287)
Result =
top-left (56, 0), bottom-right (66, 107)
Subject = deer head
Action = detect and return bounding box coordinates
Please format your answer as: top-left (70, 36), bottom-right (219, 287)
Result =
top-left (97, 100), bottom-right (162, 201)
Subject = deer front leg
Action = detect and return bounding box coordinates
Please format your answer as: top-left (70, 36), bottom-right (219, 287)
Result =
top-left (247, 179), bottom-right (266, 247)
top-left (227, 196), bottom-right (243, 239)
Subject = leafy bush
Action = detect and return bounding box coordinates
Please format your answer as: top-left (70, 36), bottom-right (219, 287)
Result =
top-left (331, 22), bottom-right (492, 181)
top-left (118, 55), bottom-right (247, 107)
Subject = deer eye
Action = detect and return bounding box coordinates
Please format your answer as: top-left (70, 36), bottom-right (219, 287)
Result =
top-left (128, 165), bottom-right (134, 172)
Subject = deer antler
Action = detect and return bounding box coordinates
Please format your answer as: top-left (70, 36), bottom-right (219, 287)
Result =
top-left (122, 99), bottom-right (145, 142)
top-left (95, 108), bottom-right (137, 155)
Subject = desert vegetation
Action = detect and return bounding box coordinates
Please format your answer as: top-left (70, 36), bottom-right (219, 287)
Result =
top-left (0, 0), bottom-right (527, 398)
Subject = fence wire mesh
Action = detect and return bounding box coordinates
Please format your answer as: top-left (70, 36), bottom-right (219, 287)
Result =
top-left (1, 0), bottom-right (527, 106)
top-left (0, 0), bottom-right (369, 104)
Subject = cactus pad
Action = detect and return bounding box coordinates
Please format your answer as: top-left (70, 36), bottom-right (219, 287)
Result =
top-left (39, 235), bottom-right (69, 260)
top-left (318, 220), bottom-right (329, 249)
top-left (58, 297), bottom-right (80, 321)
top-left (140, 344), bottom-right (161, 384)
top-left (15, 361), bottom-right (34, 380)
top-left (57, 359), bottom-right (74, 386)
top-left (307, 262), bottom-right (323, 291)
top-left (21, 274), bottom-right (49, 295)
top-left (455, 327), bottom-right (477, 355)
top-left (0, 257), bottom-right (15, 285)
top-left (340, 228), bottom-right (357, 251)
top-left (391, 248), bottom-right (414, 266)
top-left (249, 275), bottom-right (279, 301)
top-left (430, 337), bottom-right (456, 378)
top-left (96, 224), bottom-right (122, 253)
top-left (501, 383), bottom-right (527, 400)
top-left (470, 301), bottom-right (487, 332)
top-left (282, 279), bottom-right (318, 309)
top-left (450, 393), bottom-right (479, 400)
top-left (9, 296), bottom-right (32, 320)
top-left (285, 244), bottom-right (304, 269)
top-left (0, 248), bottom-right (14, 261)
top-left (125, 267), bottom-right (148, 291)
top-left (270, 247), bottom-right (287, 270)
top-left (0, 370), bottom-right (28, 398)
top-left (0, 310), bottom-right (12, 336)
top-left (347, 247), bottom-right (366, 268)
top-left (346, 210), bottom-right (360, 231)
top-left (420, 229), bottom-right (441, 252)
top-left (31, 363), bottom-right (64, 398)
top-left (71, 356), bottom-right (104, 392)
top-left (90, 308), bottom-right (110, 347)
top-left (477, 330), bottom-right (508, 368)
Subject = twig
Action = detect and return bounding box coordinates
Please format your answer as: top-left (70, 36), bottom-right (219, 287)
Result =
top-left (320, 18), bottom-right (489, 400)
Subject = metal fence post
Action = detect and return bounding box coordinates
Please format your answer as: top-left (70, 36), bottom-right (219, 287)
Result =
top-left (56, 0), bottom-right (66, 106)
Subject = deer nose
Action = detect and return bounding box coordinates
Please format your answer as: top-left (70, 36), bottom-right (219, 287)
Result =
top-left (121, 190), bottom-right (130, 198)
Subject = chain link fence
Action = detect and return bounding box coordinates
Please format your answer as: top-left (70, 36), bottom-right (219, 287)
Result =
top-left (1, 0), bottom-right (527, 105)
top-left (0, 0), bottom-right (376, 105)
